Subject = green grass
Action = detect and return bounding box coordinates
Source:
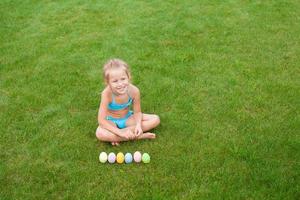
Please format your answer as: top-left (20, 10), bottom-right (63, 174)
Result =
top-left (1, 0), bottom-right (299, 199)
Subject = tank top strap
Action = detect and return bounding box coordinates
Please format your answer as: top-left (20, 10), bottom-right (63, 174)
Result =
top-left (126, 90), bottom-right (131, 99)
top-left (111, 93), bottom-right (116, 103)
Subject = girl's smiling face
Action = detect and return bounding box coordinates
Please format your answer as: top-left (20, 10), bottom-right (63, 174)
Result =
top-left (108, 68), bottom-right (130, 95)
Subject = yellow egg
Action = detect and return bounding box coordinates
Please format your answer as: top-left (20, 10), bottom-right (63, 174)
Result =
top-left (116, 152), bottom-right (125, 164)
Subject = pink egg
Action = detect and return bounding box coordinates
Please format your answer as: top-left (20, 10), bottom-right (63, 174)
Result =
top-left (133, 151), bottom-right (142, 163)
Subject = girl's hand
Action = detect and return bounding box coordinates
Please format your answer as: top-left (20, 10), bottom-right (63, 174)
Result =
top-left (134, 124), bottom-right (143, 137)
top-left (123, 129), bottom-right (136, 140)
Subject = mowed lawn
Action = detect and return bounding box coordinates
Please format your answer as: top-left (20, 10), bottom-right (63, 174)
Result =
top-left (1, 0), bottom-right (299, 199)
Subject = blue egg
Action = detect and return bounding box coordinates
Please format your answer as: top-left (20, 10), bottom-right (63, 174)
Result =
top-left (124, 153), bottom-right (133, 164)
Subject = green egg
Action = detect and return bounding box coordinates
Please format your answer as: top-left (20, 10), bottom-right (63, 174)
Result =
top-left (142, 153), bottom-right (150, 164)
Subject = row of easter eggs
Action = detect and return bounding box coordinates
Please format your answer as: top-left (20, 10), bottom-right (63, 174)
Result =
top-left (99, 151), bottom-right (150, 164)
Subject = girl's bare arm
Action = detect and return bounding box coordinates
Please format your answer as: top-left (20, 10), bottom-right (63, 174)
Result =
top-left (132, 86), bottom-right (142, 125)
top-left (98, 91), bottom-right (124, 137)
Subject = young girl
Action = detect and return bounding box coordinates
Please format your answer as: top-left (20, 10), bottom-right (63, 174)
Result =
top-left (96, 58), bottom-right (160, 146)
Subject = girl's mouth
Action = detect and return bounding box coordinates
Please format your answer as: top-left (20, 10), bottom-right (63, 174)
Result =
top-left (117, 86), bottom-right (126, 92)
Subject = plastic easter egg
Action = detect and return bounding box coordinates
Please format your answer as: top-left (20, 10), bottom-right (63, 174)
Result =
top-left (99, 152), bottom-right (108, 163)
top-left (124, 153), bottom-right (133, 164)
top-left (133, 151), bottom-right (142, 163)
top-left (108, 152), bottom-right (116, 164)
top-left (116, 152), bottom-right (125, 164)
top-left (142, 153), bottom-right (150, 164)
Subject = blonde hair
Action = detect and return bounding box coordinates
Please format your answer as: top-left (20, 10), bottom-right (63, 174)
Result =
top-left (103, 58), bottom-right (131, 83)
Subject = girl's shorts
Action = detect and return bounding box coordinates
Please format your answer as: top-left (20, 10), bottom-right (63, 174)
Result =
top-left (106, 111), bottom-right (133, 129)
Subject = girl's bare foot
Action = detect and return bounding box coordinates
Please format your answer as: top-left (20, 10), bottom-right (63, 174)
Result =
top-left (138, 132), bottom-right (156, 140)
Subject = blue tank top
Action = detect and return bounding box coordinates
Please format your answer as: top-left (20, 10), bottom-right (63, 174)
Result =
top-left (108, 92), bottom-right (132, 111)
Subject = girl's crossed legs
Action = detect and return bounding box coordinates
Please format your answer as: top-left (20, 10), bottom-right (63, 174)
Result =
top-left (96, 113), bottom-right (160, 146)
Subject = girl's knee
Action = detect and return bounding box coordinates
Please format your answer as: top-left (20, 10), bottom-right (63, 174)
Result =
top-left (152, 114), bottom-right (160, 126)
top-left (95, 127), bottom-right (105, 141)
